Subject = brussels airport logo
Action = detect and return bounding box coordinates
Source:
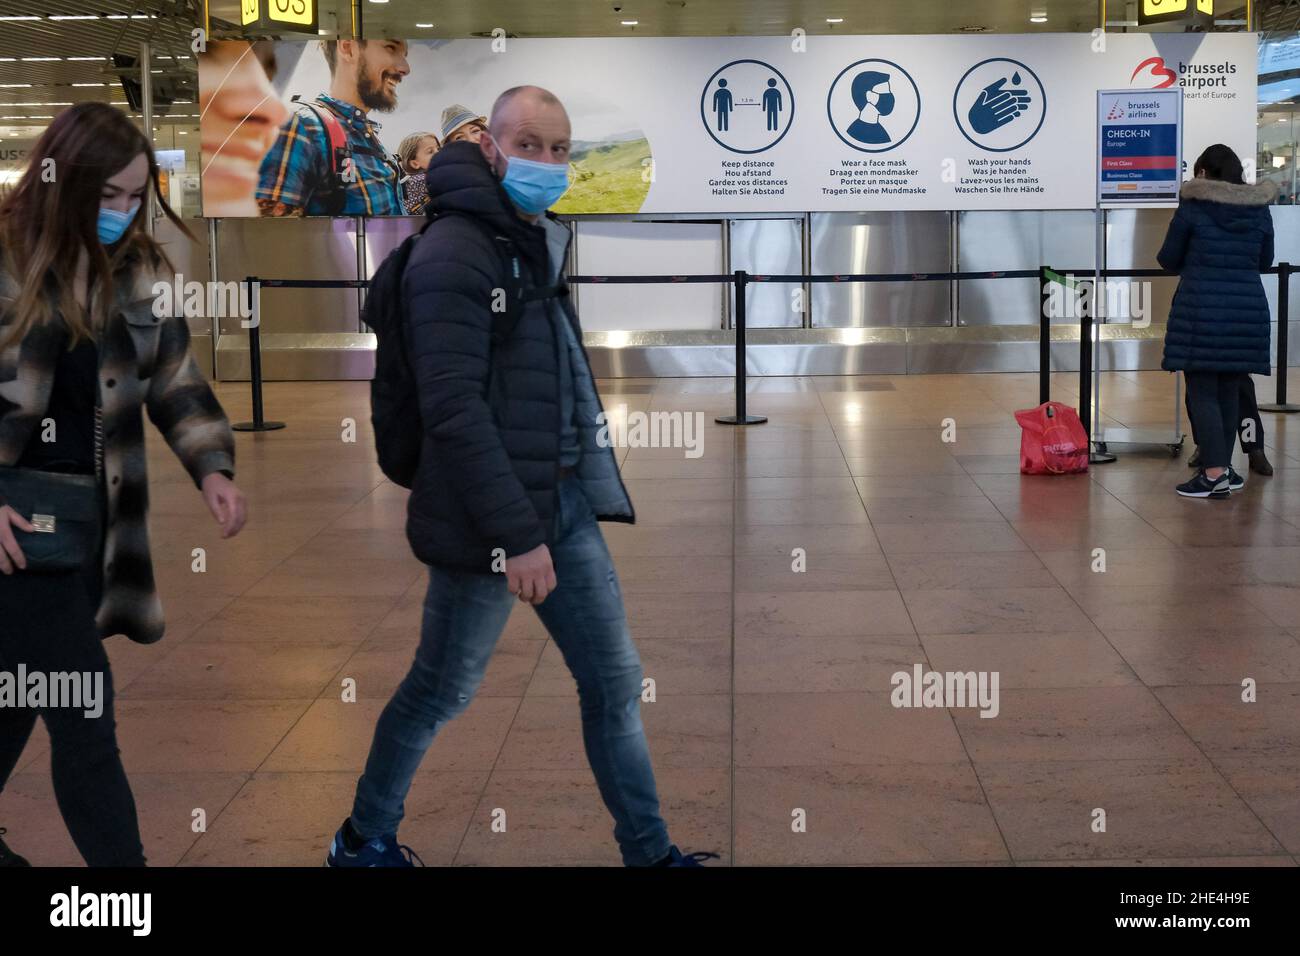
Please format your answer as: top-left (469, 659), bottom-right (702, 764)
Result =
top-left (700, 59), bottom-right (795, 154)
top-left (1130, 56), bottom-right (1238, 96)
top-left (953, 57), bottom-right (1047, 153)
top-left (826, 59), bottom-right (922, 154)
top-left (1131, 56), bottom-right (1178, 89)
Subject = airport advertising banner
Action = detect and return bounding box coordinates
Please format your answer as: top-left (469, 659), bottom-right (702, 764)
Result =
top-left (198, 32), bottom-right (1257, 216)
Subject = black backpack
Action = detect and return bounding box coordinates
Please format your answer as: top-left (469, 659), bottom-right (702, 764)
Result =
top-left (367, 212), bottom-right (567, 488)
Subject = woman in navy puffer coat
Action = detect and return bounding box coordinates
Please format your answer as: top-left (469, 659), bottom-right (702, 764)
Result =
top-left (1158, 144), bottom-right (1276, 499)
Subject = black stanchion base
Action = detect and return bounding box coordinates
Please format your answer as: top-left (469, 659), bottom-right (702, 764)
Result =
top-left (715, 414), bottom-right (768, 425)
top-left (1259, 403), bottom-right (1300, 413)
top-left (232, 421), bottom-right (287, 432)
top-left (1090, 442), bottom-right (1118, 465)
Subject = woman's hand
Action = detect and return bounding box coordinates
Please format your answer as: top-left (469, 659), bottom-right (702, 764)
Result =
top-left (0, 504), bottom-right (35, 574)
top-left (200, 473), bottom-right (247, 539)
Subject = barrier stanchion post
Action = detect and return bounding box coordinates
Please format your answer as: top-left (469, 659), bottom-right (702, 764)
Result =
top-left (1079, 275), bottom-right (1092, 440)
top-left (233, 276), bottom-right (286, 433)
top-left (716, 270), bottom-right (767, 426)
top-left (1260, 261), bottom-right (1298, 413)
top-left (1039, 265), bottom-right (1051, 405)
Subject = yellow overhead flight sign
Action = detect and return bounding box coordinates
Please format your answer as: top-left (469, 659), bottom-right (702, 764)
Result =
top-left (241, 0), bottom-right (318, 33)
top-left (1139, 0), bottom-right (1215, 25)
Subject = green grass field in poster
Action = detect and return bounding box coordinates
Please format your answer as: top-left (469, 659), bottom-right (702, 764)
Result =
top-left (553, 137), bottom-right (653, 214)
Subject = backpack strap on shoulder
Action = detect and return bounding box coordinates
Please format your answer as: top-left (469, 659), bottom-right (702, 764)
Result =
top-left (290, 94), bottom-right (351, 216)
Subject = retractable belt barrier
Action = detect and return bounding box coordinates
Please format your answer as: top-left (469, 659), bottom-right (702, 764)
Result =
top-left (241, 263), bottom-right (1294, 435)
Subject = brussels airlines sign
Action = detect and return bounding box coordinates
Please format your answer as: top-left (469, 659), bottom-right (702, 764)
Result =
top-left (1098, 88), bottom-right (1184, 207)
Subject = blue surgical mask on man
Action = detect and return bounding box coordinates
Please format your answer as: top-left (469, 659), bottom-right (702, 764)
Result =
top-left (500, 156), bottom-right (569, 215)
top-left (97, 203), bottom-right (140, 244)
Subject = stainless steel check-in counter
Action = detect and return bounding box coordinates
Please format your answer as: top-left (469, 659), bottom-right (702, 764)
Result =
top-left (182, 205), bottom-right (1300, 381)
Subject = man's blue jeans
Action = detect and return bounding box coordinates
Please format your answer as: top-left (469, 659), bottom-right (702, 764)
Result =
top-left (350, 476), bottom-right (672, 866)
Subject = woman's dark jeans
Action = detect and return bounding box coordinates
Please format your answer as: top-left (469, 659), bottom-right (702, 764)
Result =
top-left (1186, 373), bottom-right (1263, 454)
top-left (1184, 370), bottom-right (1243, 471)
top-left (0, 565), bottom-right (146, 866)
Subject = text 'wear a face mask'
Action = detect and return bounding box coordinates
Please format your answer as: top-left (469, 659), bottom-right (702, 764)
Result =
top-left (97, 203), bottom-right (140, 245)
top-left (500, 156), bottom-right (570, 215)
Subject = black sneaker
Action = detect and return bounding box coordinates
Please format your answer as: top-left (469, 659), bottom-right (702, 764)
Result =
top-left (1177, 471), bottom-right (1230, 499)
top-left (0, 827), bottom-right (31, 867)
top-left (1226, 466), bottom-right (1245, 492)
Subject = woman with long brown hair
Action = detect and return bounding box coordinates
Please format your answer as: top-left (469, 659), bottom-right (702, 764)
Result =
top-left (0, 103), bottom-right (246, 866)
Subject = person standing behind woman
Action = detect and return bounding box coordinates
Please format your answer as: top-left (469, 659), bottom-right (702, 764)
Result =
top-left (0, 103), bottom-right (246, 867)
top-left (1158, 144), bottom-right (1277, 499)
top-left (396, 132), bottom-right (439, 216)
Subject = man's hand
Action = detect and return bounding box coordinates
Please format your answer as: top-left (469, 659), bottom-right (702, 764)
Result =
top-left (201, 473), bottom-right (247, 539)
top-left (505, 543), bottom-right (556, 605)
top-left (0, 504), bottom-right (34, 575)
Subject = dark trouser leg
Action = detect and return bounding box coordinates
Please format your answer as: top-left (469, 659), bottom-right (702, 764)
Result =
top-left (1218, 373), bottom-right (1241, 470)
top-left (1237, 375), bottom-right (1264, 452)
top-left (1184, 383), bottom-right (1200, 447)
top-left (532, 477), bottom-right (671, 867)
top-left (0, 569), bottom-right (145, 866)
top-left (350, 565), bottom-right (514, 839)
top-left (0, 689), bottom-right (38, 791)
top-left (1184, 370), bottom-right (1232, 470)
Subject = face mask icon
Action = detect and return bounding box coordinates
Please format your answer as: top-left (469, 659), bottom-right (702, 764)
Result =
top-left (848, 70), bottom-right (895, 145)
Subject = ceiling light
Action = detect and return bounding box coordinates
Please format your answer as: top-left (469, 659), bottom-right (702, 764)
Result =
top-left (67, 57), bottom-right (107, 61)
top-left (0, 84), bottom-right (32, 88)
top-left (622, 20), bottom-right (638, 26)
top-left (827, 18), bottom-right (844, 24)
top-left (22, 57), bottom-right (61, 62)
top-left (50, 14), bottom-right (99, 19)
top-left (416, 23), bottom-right (434, 28)
top-left (1030, 16), bottom-right (1048, 23)
top-left (73, 83), bottom-right (106, 87)
top-left (0, 15), bottom-right (41, 21)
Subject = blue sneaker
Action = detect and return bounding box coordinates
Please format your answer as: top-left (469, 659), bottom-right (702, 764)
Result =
top-left (663, 845), bottom-right (720, 867)
top-left (326, 820), bottom-right (424, 867)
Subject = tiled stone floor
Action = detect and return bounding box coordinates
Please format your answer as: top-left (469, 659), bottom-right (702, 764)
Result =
top-left (5, 369), bottom-right (1300, 866)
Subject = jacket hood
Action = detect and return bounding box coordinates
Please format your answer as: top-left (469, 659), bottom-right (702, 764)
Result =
top-left (423, 140), bottom-right (527, 237)
top-left (1179, 177), bottom-right (1276, 233)
top-left (1180, 177), bottom-right (1278, 206)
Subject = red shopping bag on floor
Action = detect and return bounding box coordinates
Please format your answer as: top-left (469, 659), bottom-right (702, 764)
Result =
top-left (1014, 401), bottom-right (1089, 475)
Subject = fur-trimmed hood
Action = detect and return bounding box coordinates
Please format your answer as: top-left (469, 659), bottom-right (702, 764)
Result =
top-left (1180, 177), bottom-right (1278, 206)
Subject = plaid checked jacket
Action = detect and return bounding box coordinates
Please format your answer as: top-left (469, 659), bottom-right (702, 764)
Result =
top-left (0, 256), bottom-right (236, 644)
top-left (256, 94), bottom-right (404, 216)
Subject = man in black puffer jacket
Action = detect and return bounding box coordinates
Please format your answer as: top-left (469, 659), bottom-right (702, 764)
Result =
top-left (328, 86), bottom-right (713, 868)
